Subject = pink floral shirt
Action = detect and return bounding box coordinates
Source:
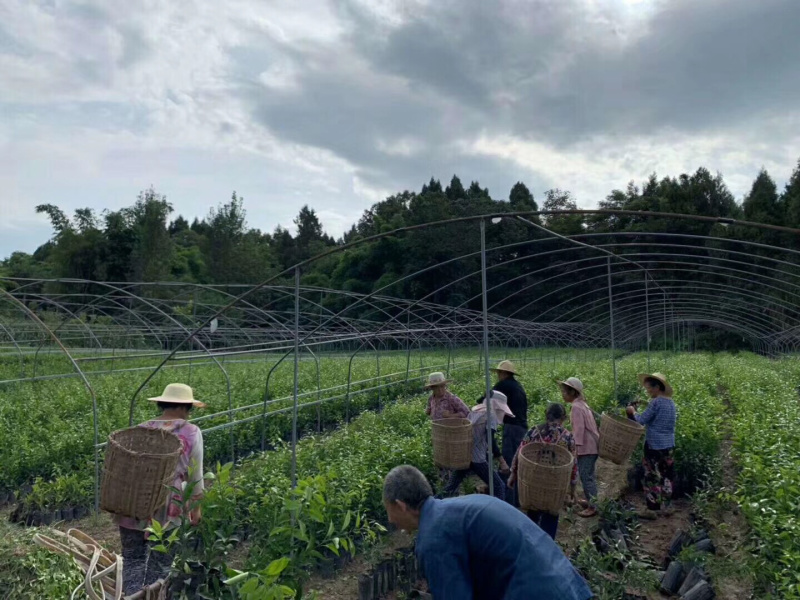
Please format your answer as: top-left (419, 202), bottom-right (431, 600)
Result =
top-left (115, 419), bottom-right (204, 532)
top-left (426, 391), bottom-right (470, 421)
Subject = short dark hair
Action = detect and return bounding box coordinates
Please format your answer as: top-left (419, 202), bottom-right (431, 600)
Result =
top-left (157, 401), bottom-right (193, 412)
top-left (644, 377), bottom-right (666, 392)
top-left (383, 465), bottom-right (433, 510)
top-left (545, 402), bottom-right (566, 423)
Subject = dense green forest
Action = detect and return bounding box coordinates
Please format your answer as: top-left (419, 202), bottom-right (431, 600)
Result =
top-left (2, 160), bottom-right (800, 338)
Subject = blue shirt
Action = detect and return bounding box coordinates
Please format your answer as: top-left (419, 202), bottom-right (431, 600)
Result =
top-left (634, 396), bottom-right (677, 450)
top-left (416, 496), bottom-right (593, 600)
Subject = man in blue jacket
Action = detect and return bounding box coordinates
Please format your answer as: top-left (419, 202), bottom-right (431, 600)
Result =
top-left (383, 465), bottom-right (593, 600)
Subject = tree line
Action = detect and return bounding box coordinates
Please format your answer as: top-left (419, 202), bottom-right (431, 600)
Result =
top-left (2, 159), bottom-right (799, 346)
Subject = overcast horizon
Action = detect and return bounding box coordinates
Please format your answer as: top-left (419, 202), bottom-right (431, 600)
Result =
top-left (2, 0), bottom-right (799, 259)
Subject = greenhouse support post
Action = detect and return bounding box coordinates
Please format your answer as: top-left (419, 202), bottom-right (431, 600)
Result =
top-left (645, 274), bottom-right (651, 370)
top-left (291, 267), bottom-right (300, 489)
top-left (480, 219), bottom-right (494, 497)
top-left (607, 257), bottom-right (618, 403)
top-left (663, 294), bottom-right (667, 353)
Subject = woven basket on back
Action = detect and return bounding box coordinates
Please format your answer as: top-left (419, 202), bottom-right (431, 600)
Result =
top-left (518, 442), bottom-right (574, 515)
top-left (598, 414), bottom-right (645, 465)
top-left (100, 427), bottom-right (182, 520)
top-left (431, 418), bottom-right (473, 470)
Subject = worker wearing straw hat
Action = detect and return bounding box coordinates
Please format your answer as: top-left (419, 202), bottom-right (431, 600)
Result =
top-left (424, 372), bottom-right (470, 483)
top-left (560, 377), bottom-right (600, 518)
top-left (627, 373), bottom-right (677, 514)
top-left (439, 391), bottom-right (513, 502)
top-left (115, 383), bottom-right (206, 595)
top-left (480, 360), bottom-right (528, 506)
top-left (424, 372), bottom-right (469, 421)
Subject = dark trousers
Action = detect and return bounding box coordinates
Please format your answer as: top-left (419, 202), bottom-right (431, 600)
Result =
top-left (502, 424), bottom-right (527, 507)
top-left (577, 454), bottom-right (599, 506)
top-left (527, 510), bottom-right (559, 540)
top-left (119, 527), bottom-right (175, 595)
top-left (642, 443), bottom-right (675, 510)
top-left (441, 461), bottom-right (506, 501)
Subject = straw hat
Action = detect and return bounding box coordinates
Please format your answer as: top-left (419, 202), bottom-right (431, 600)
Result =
top-left (558, 377), bottom-right (584, 395)
top-left (473, 390), bottom-right (515, 420)
top-left (148, 383), bottom-right (206, 408)
top-left (490, 360), bottom-right (519, 376)
top-left (638, 372), bottom-right (673, 397)
top-left (424, 372), bottom-right (452, 389)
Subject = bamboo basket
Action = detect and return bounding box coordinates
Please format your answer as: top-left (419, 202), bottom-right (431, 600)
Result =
top-left (100, 427), bottom-right (182, 520)
top-left (598, 414), bottom-right (645, 465)
top-left (431, 418), bottom-right (473, 470)
top-left (518, 442), bottom-right (574, 515)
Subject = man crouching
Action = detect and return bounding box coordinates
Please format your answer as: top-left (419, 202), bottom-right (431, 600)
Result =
top-left (383, 465), bottom-right (593, 600)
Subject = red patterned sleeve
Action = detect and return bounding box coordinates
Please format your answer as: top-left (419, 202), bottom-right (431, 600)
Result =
top-left (448, 394), bottom-right (470, 418)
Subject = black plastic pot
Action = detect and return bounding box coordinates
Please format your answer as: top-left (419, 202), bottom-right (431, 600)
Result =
top-left (40, 511), bottom-right (54, 526)
top-left (74, 506), bottom-right (89, 520)
top-left (9, 504), bottom-right (22, 523)
top-left (357, 574), bottom-right (372, 600)
top-left (62, 506), bottom-right (75, 521)
top-left (660, 560), bottom-right (686, 594)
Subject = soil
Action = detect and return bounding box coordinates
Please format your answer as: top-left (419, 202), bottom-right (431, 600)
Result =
top-left (556, 458), bottom-right (631, 556)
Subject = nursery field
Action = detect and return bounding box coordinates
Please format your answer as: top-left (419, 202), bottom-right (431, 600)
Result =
top-left (2, 351), bottom-right (800, 599)
top-left (0, 347), bottom-right (614, 503)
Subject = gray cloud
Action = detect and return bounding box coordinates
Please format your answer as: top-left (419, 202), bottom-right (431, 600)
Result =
top-left (245, 0), bottom-right (800, 185)
top-left (2, 0), bottom-right (800, 260)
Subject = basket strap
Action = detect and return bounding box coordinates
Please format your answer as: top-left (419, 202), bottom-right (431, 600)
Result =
top-left (35, 529), bottom-right (123, 600)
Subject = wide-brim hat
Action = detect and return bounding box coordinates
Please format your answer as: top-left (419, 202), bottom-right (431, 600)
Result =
top-left (473, 390), bottom-right (515, 419)
top-left (424, 372), bottom-right (452, 389)
top-left (558, 377), bottom-right (584, 395)
top-left (638, 372), bottom-right (673, 397)
top-left (148, 383), bottom-right (206, 408)
top-left (490, 360), bottom-right (519, 376)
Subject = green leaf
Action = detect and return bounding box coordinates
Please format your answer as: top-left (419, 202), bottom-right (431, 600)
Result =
top-left (266, 557), bottom-right (290, 577)
top-left (223, 571), bottom-right (251, 586)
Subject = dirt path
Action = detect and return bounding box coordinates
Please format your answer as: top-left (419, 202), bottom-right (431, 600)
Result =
top-left (701, 384), bottom-right (754, 599)
top-left (557, 458), bottom-right (630, 555)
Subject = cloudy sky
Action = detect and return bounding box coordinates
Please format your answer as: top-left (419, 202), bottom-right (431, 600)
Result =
top-left (1, 0), bottom-right (799, 258)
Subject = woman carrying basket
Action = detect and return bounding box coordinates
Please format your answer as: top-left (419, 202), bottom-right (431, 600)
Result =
top-left (425, 372), bottom-right (470, 482)
top-left (626, 373), bottom-right (677, 515)
top-left (507, 403), bottom-right (578, 540)
top-left (114, 383), bottom-right (206, 595)
top-left (438, 391), bottom-right (513, 502)
top-left (560, 378), bottom-right (600, 518)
